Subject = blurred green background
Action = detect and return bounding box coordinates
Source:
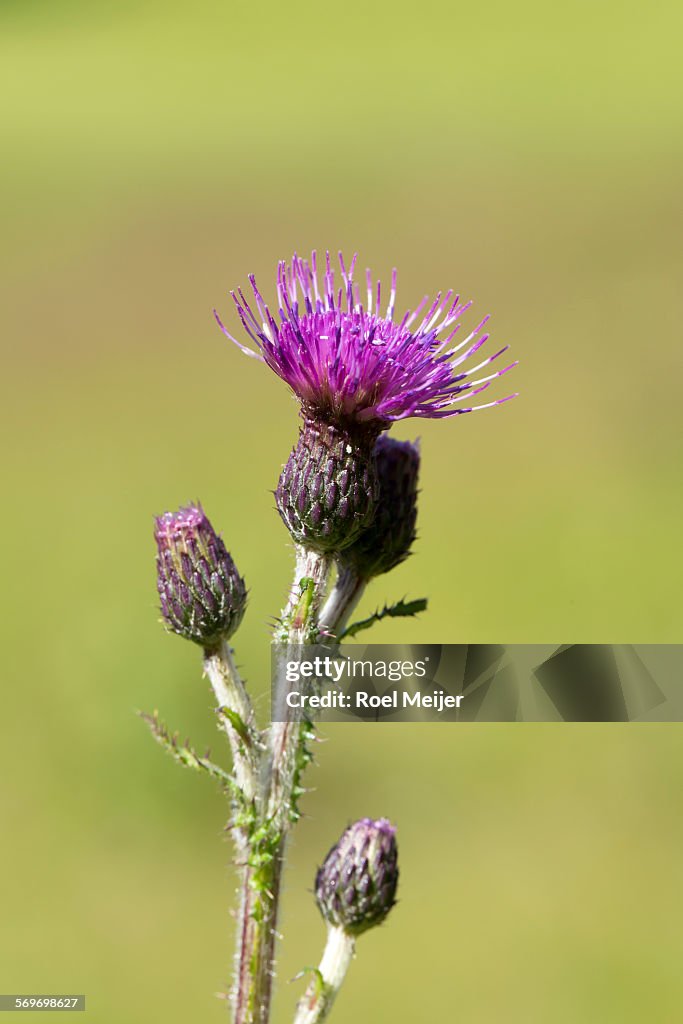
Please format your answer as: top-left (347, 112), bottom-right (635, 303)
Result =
top-left (2, 1), bottom-right (683, 1021)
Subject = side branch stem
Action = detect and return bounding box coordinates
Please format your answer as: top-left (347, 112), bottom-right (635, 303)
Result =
top-left (318, 566), bottom-right (366, 640)
top-left (204, 639), bottom-right (258, 801)
top-left (293, 926), bottom-right (355, 1024)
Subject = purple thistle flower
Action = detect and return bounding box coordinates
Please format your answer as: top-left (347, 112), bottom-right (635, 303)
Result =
top-left (215, 250), bottom-right (517, 429)
top-left (315, 817), bottom-right (399, 936)
top-left (155, 504), bottom-right (247, 650)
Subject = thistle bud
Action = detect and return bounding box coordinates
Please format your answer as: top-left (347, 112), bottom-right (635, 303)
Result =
top-left (154, 504), bottom-right (247, 649)
top-left (344, 435), bottom-right (419, 579)
top-left (315, 818), bottom-right (398, 936)
top-left (275, 419), bottom-right (379, 554)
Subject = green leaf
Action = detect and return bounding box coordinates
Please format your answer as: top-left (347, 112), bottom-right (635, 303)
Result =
top-left (139, 710), bottom-right (241, 797)
top-left (340, 597), bottom-right (428, 639)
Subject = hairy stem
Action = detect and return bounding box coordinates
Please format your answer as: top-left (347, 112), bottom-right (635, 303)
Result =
top-left (232, 845), bottom-right (283, 1024)
top-left (293, 926), bottom-right (355, 1024)
top-left (204, 639), bottom-right (258, 801)
top-left (232, 546), bottom-right (331, 1024)
top-left (318, 566), bottom-right (366, 640)
top-left (265, 547), bottom-right (331, 826)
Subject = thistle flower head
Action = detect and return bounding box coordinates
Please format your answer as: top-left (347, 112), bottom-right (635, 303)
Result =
top-left (315, 817), bottom-right (399, 936)
top-left (345, 435), bottom-right (420, 579)
top-left (154, 503), bottom-right (247, 649)
top-left (275, 419), bottom-right (379, 553)
top-left (216, 250), bottom-right (517, 430)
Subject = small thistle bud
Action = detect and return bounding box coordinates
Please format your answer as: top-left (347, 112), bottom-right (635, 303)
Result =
top-left (154, 504), bottom-right (247, 649)
top-left (315, 817), bottom-right (398, 936)
top-left (275, 419), bottom-right (379, 554)
top-left (344, 435), bottom-right (419, 579)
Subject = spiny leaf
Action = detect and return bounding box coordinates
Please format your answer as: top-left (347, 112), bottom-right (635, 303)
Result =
top-left (139, 710), bottom-right (242, 798)
top-left (340, 597), bottom-right (428, 639)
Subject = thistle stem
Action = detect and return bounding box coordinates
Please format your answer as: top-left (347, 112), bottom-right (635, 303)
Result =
top-left (318, 566), bottom-right (366, 639)
top-left (203, 639), bottom-right (258, 801)
top-left (232, 547), bottom-right (331, 1024)
top-left (293, 926), bottom-right (355, 1024)
top-left (232, 847), bottom-right (283, 1024)
top-left (265, 547), bottom-right (331, 826)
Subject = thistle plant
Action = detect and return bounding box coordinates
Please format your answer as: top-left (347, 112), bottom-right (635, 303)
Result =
top-left (145, 250), bottom-right (517, 1024)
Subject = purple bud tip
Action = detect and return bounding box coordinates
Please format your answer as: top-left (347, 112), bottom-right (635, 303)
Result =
top-left (315, 817), bottom-right (399, 936)
top-left (155, 504), bottom-right (207, 548)
top-left (154, 503), bottom-right (247, 649)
